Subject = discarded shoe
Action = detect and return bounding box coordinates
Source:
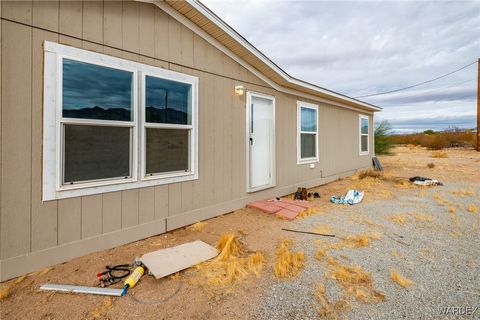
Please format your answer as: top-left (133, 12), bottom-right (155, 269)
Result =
top-left (294, 188), bottom-right (303, 200)
top-left (301, 188), bottom-right (308, 200)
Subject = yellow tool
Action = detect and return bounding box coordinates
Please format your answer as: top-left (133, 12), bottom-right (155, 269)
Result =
top-left (121, 266), bottom-right (144, 295)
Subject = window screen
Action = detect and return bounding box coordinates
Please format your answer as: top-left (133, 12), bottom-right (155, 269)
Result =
top-left (145, 128), bottom-right (189, 174)
top-left (301, 133), bottom-right (316, 158)
top-left (361, 135), bottom-right (368, 152)
top-left (63, 125), bottom-right (131, 183)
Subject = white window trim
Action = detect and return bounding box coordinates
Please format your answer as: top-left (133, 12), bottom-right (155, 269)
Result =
top-left (359, 114), bottom-right (370, 156)
top-left (43, 41), bottom-right (199, 201)
top-left (297, 101), bottom-right (319, 164)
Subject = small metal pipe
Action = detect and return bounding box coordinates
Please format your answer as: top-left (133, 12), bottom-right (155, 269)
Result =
top-left (40, 283), bottom-right (124, 297)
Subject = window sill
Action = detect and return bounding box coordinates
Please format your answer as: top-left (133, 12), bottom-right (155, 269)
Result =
top-left (359, 151), bottom-right (370, 156)
top-left (45, 172), bottom-right (198, 201)
top-left (297, 158), bottom-right (319, 165)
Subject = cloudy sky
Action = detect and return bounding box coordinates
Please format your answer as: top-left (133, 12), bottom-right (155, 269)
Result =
top-left (202, 0), bottom-right (480, 133)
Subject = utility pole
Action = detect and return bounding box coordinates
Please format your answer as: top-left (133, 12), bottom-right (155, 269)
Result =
top-left (477, 58), bottom-right (480, 151)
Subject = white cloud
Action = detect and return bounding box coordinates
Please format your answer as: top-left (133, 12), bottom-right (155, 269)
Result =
top-left (202, 0), bottom-right (480, 132)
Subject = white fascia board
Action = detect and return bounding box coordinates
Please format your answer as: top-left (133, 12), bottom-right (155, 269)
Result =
top-left (138, 0), bottom-right (381, 114)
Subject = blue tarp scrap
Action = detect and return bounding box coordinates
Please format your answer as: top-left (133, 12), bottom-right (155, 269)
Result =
top-left (330, 189), bottom-right (364, 205)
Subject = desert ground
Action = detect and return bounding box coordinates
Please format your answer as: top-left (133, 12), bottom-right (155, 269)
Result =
top-left (1, 146), bottom-right (479, 320)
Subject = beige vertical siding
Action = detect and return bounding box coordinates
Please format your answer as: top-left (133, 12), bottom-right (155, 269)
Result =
top-left (1, 20), bottom-right (32, 260)
top-left (0, 0), bottom-right (374, 280)
top-left (0, 2), bottom-right (2, 262)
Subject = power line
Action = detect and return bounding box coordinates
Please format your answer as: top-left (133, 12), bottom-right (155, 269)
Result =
top-left (371, 78), bottom-right (476, 106)
top-left (353, 60), bottom-right (477, 99)
top-left (390, 77), bottom-right (476, 99)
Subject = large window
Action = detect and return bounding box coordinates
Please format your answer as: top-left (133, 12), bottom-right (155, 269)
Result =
top-left (297, 101), bottom-right (319, 164)
top-left (43, 41), bottom-right (198, 201)
top-left (61, 59), bottom-right (135, 185)
top-left (359, 115), bottom-right (369, 155)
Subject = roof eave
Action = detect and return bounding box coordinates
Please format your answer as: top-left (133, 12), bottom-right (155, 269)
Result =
top-left (142, 0), bottom-right (381, 112)
top-left (185, 0), bottom-right (381, 112)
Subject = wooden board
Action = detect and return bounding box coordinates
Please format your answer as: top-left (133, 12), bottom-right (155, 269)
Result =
top-left (141, 240), bottom-right (218, 279)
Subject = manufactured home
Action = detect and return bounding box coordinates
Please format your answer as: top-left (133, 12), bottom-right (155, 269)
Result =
top-left (0, 0), bottom-right (380, 281)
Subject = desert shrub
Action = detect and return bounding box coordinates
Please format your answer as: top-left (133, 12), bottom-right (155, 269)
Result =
top-left (374, 120), bottom-right (394, 155)
top-left (358, 168), bottom-right (383, 179)
top-left (391, 130), bottom-right (476, 150)
top-left (427, 162), bottom-right (435, 168)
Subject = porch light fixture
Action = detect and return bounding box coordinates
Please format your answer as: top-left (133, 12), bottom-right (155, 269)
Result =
top-left (234, 85), bottom-right (244, 95)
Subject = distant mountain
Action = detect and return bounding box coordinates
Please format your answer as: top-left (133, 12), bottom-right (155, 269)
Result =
top-left (63, 106), bottom-right (131, 121)
top-left (63, 106), bottom-right (188, 124)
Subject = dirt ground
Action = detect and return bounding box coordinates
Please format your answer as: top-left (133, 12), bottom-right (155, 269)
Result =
top-left (1, 146), bottom-right (479, 320)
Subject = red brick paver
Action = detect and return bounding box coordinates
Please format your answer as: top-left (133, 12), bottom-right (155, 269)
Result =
top-left (247, 198), bottom-right (313, 220)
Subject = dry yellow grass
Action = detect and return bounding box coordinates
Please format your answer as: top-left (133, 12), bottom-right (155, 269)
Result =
top-left (467, 203), bottom-right (478, 213)
top-left (389, 214), bottom-right (409, 225)
top-left (433, 192), bottom-right (445, 205)
top-left (365, 231), bottom-right (383, 240)
top-left (313, 224), bottom-right (332, 234)
top-left (413, 213), bottom-right (434, 222)
top-left (88, 297), bottom-right (113, 320)
top-left (349, 172), bottom-right (396, 198)
top-left (274, 239), bottom-right (305, 278)
top-left (327, 261), bottom-right (386, 303)
top-left (396, 179), bottom-right (415, 189)
top-left (169, 272), bottom-right (180, 280)
top-left (246, 252), bottom-right (265, 277)
top-left (297, 207), bottom-right (321, 219)
top-left (315, 283), bottom-right (350, 320)
top-left (316, 247), bottom-right (327, 261)
top-left (431, 151), bottom-right (448, 158)
top-left (192, 234), bottom-right (265, 291)
top-left (0, 275), bottom-right (26, 300)
top-left (390, 270), bottom-right (413, 288)
top-left (449, 230), bottom-right (464, 237)
top-left (342, 234), bottom-right (370, 248)
top-left (187, 221), bottom-right (206, 232)
top-left (315, 233), bottom-right (381, 262)
top-left (452, 189), bottom-right (475, 197)
top-left (448, 206), bottom-right (457, 213)
top-left (391, 249), bottom-right (402, 259)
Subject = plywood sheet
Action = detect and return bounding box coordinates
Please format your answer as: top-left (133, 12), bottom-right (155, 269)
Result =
top-left (141, 240), bottom-right (218, 279)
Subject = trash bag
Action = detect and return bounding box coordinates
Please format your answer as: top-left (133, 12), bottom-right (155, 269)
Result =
top-left (409, 176), bottom-right (443, 186)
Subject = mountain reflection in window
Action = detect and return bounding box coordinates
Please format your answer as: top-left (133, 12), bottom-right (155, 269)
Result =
top-left (145, 76), bottom-right (191, 125)
top-left (62, 59), bottom-right (133, 121)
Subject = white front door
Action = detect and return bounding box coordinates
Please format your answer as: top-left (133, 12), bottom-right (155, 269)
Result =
top-left (247, 92), bottom-right (275, 192)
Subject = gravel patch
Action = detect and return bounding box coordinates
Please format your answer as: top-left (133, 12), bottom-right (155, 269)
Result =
top-left (256, 183), bottom-right (480, 320)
